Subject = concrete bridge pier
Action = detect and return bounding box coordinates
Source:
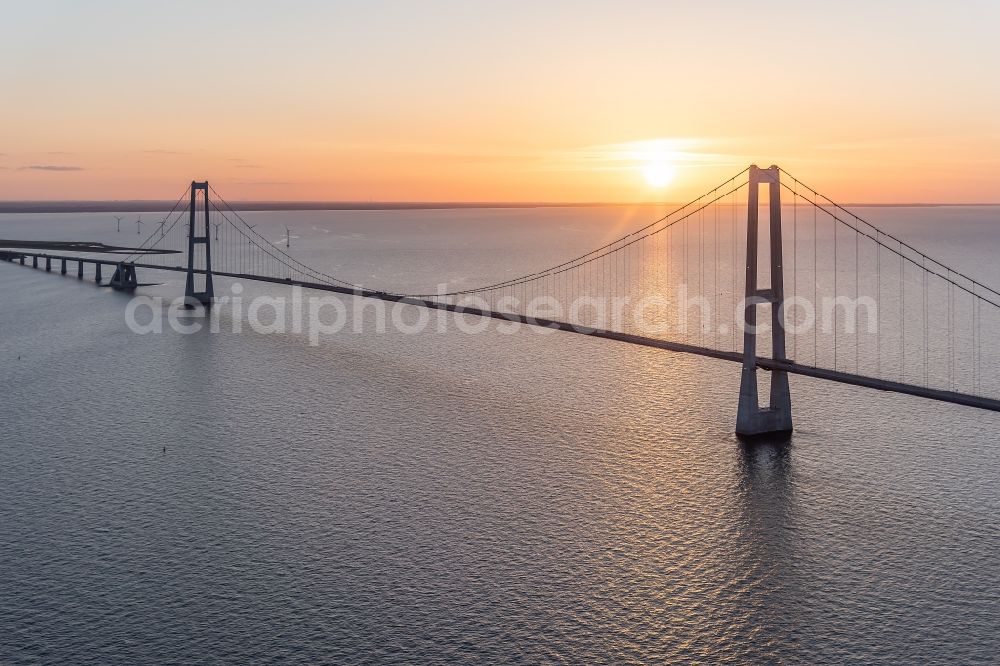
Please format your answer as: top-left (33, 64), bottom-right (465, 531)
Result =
top-left (32, 256), bottom-right (37, 268)
top-left (78, 260), bottom-right (84, 278)
top-left (60, 258), bottom-right (67, 274)
top-left (95, 263), bottom-right (102, 283)
top-left (19, 256), bottom-right (25, 265)
top-left (45, 257), bottom-right (51, 271)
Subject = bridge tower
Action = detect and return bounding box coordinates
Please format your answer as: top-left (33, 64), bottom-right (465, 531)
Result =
top-left (185, 181), bottom-right (214, 306)
top-left (736, 165), bottom-right (793, 436)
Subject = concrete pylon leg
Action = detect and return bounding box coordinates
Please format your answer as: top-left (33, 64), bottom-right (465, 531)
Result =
top-left (78, 261), bottom-right (84, 278)
top-left (95, 263), bottom-right (102, 283)
top-left (61, 259), bottom-right (67, 274)
top-left (736, 165), bottom-right (793, 437)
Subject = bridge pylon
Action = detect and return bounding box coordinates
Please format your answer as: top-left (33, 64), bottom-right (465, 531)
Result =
top-left (184, 181), bottom-right (214, 306)
top-left (736, 165), bottom-right (793, 437)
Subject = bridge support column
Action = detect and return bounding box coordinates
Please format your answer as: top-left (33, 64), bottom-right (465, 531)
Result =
top-left (60, 258), bottom-right (66, 274)
top-left (78, 260), bottom-right (84, 278)
top-left (184, 181), bottom-right (214, 306)
top-left (32, 256), bottom-right (37, 268)
top-left (20, 256), bottom-right (25, 265)
top-left (95, 263), bottom-right (102, 283)
top-left (45, 257), bottom-right (51, 271)
top-left (736, 165), bottom-right (793, 437)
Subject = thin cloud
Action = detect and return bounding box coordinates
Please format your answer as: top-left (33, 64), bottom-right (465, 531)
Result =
top-left (331, 143), bottom-right (535, 166)
top-left (538, 138), bottom-right (744, 173)
top-left (21, 165), bottom-right (85, 171)
top-left (396, 148), bottom-right (530, 165)
top-left (143, 149), bottom-right (189, 155)
top-left (227, 157), bottom-right (263, 168)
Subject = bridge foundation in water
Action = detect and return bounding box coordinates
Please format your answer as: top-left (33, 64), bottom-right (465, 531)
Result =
top-left (736, 165), bottom-right (793, 437)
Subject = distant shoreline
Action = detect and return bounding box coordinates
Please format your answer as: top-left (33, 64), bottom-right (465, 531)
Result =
top-left (0, 201), bottom-right (621, 214)
top-left (0, 201), bottom-right (997, 214)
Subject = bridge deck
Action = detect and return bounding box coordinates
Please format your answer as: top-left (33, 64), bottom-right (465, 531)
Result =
top-left (6, 250), bottom-right (1000, 415)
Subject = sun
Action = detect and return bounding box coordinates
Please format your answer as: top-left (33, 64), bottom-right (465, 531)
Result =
top-left (643, 161), bottom-right (676, 188)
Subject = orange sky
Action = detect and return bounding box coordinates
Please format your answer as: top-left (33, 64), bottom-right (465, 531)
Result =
top-left (2, 1), bottom-right (999, 203)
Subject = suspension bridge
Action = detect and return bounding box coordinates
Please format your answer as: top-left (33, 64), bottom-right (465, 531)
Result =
top-left (3, 165), bottom-right (998, 435)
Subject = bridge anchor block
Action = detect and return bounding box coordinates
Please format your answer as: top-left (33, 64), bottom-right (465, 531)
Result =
top-left (109, 262), bottom-right (138, 291)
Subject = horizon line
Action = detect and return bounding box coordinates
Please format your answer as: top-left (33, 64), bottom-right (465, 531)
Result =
top-left (2, 200), bottom-right (1000, 214)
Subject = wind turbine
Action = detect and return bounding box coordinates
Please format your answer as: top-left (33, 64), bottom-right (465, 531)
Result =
top-left (213, 222), bottom-right (222, 241)
top-left (114, 216), bottom-right (123, 232)
top-left (285, 226), bottom-right (291, 248)
top-left (135, 216), bottom-right (143, 234)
